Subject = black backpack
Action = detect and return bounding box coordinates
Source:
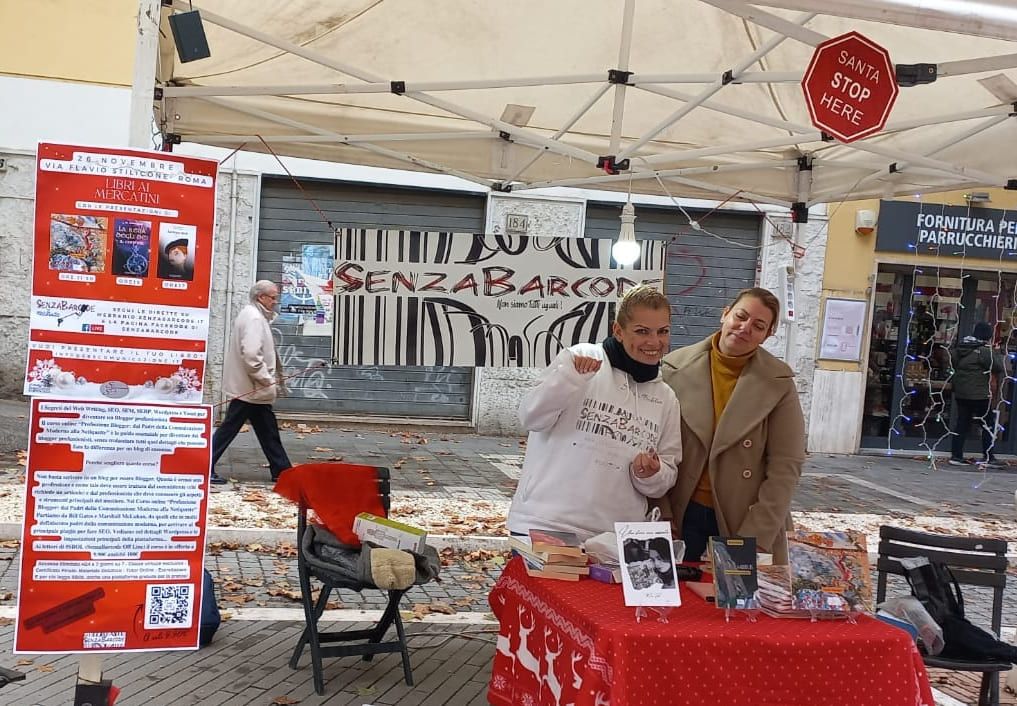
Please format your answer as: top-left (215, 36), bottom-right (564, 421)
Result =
top-left (904, 559), bottom-right (1016, 663)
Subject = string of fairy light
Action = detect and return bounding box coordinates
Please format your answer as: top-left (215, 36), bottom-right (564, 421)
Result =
top-left (886, 197), bottom-right (1013, 484)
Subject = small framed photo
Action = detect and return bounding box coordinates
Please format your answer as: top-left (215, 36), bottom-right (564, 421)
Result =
top-left (615, 521), bottom-right (681, 607)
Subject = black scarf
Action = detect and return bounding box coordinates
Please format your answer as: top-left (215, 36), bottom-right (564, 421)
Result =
top-left (602, 336), bottom-right (660, 383)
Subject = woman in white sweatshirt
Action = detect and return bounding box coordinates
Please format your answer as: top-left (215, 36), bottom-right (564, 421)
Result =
top-left (506, 285), bottom-right (682, 540)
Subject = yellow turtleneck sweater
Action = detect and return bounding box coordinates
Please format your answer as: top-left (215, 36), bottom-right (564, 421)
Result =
top-left (691, 333), bottom-right (754, 508)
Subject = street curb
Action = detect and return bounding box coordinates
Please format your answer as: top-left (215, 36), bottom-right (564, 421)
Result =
top-left (0, 522), bottom-right (509, 552)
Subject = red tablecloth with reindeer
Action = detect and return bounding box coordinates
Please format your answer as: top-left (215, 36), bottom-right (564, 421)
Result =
top-left (488, 556), bottom-right (934, 706)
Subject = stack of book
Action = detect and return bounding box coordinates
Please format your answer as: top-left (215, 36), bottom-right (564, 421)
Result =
top-left (509, 529), bottom-right (589, 581)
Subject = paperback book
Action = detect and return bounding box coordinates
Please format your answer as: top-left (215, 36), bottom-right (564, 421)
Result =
top-left (615, 521), bottom-right (681, 607)
top-left (510, 536), bottom-right (588, 581)
top-left (528, 529), bottom-right (586, 558)
top-left (788, 530), bottom-right (873, 613)
top-left (708, 536), bottom-right (759, 609)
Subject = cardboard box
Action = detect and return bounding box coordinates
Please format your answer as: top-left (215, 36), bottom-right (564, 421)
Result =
top-left (353, 512), bottom-right (427, 553)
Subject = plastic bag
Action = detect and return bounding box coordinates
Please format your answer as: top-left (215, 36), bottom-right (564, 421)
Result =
top-left (878, 596), bottom-right (945, 656)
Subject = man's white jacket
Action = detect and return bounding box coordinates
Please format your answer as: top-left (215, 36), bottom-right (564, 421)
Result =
top-left (507, 343), bottom-right (682, 540)
top-left (222, 303), bottom-right (280, 405)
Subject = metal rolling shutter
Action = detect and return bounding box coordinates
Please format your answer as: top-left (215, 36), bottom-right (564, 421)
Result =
top-left (584, 202), bottom-right (762, 348)
top-left (257, 177), bottom-right (483, 419)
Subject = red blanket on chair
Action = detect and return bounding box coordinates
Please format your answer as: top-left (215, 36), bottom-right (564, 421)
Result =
top-left (273, 463), bottom-right (386, 547)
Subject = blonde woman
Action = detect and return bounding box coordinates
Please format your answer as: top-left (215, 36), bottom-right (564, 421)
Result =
top-left (507, 285), bottom-right (682, 540)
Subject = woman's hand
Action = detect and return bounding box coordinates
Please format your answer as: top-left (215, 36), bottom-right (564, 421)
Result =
top-left (631, 449), bottom-right (661, 478)
top-left (572, 354), bottom-right (602, 375)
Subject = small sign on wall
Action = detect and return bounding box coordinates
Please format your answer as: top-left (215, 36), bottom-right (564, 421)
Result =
top-left (484, 193), bottom-right (585, 239)
top-left (504, 213), bottom-right (530, 235)
top-left (818, 298), bottom-right (867, 362)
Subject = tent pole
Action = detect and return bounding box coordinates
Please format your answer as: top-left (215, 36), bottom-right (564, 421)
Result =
top-left (808, 181), bottom-right (991, 207)
top-left (884, 105), bottom-right (1013, 133)
top-left (163, 74), bottom-right (607, 98)
top-left (129, 0), bottom-right (161, 149)
top-left (700, 0), bottom-right (826, 46)
top-left (198, 96), bottom-right (495, 188)
top-left (939, 53), bottom-right (1017, 77)
top-left (608, 0), bottom-right (637, 154)
top-left (642, 134), bottom-right (822, 167)
top-left (180, 1), bottom-right (601, 167)
top-left (755, 0), bottom-right (1017, 42)
top-left (821, 115), bottom-right (1012, 198)
top-left (845, 141), bottom-right (1007, 186)
top-left (633, 71), bottom-right (801, 84)
top-left (181, 132), bottom-right (496, 145)
top-left (504, 83), bottom-right (613, 184)
top-left (638, 83), bottom-right (815, 132)
top-left (520, 159), bottom-right (800, 190)
top-left (618, 13), bottom-right (815, 160)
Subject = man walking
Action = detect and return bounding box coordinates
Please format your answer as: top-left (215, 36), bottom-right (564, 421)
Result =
top-left (210, 280), bottom-right (292, 484)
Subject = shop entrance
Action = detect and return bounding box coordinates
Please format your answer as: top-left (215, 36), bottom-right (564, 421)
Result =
top-left (861, 265), bottom-right (1017, 456)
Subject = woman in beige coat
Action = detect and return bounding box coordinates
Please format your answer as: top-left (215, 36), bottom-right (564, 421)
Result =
top-left (659, 287), bottom-right (805, 564)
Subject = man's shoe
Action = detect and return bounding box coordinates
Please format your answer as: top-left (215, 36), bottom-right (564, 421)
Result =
top-left (981, 457), bottom-right (1007, 469)
top-left (209, 472), bottom-right (228, 485)
top-left (947, 458), bottom-right (968, 466)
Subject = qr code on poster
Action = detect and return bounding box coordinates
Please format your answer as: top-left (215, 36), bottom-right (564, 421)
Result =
top-left (144, 583), bottom-right (195, 630)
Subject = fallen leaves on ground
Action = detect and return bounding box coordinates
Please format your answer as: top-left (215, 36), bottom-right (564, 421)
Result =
top-left (270, 695), bottom-right (300, 704)
top-left (35, 664), bottom-right (54, 673)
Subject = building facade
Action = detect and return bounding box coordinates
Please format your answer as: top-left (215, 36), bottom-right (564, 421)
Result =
top-left (810, 189), bottom-right (1017, 457)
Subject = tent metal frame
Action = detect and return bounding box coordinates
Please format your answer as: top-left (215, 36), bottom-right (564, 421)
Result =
top-left (158, 0), bottom-right (1017, 209)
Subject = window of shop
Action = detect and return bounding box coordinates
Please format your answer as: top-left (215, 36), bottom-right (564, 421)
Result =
top-left (862, 266), bottom-right (1017, 456)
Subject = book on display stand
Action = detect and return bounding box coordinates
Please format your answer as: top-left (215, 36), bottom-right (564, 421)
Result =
top-left (615, 519), bottom-right (681, 623)
top-left (708, 536), bottom-right (761, 623)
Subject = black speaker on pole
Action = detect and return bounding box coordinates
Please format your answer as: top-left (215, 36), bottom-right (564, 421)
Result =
top-left (168, 10), bottom-right (211, 63)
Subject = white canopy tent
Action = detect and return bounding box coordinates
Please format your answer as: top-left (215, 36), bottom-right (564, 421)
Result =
top-left (154, 0), bottom-right (1017, 211)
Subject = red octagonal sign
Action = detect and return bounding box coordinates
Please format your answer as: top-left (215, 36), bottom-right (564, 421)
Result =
top-left (801, 31), bottom-right (899, 143)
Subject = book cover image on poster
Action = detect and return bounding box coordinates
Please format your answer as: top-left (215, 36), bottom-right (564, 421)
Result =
top-left (788, 530), bottom-right (873, 613)
top-left (157, 223), bottom-right (196, 281)
top-left (49, 214), bottom-right (108, 273)
top-left (708, 536), bottom-right (759, 609)
top-left (615, 521), bottom-right (680, 607)
top-left (111, 219), bottom-right (152, 277)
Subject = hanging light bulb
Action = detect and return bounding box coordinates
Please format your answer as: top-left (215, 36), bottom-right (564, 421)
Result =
top-left (612, 200), bottom-right (640, 266)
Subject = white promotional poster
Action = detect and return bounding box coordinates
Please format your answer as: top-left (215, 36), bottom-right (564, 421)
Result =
top-left (332, 229), bottom-right (664, 367)
top-left (615, 521), bottom-right (681, 607)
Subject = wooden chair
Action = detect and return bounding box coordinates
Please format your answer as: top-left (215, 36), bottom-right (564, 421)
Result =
top-left (287, 465), bottom-right (413, 696)
top-left (876, 525), bottom-right (1009, 706)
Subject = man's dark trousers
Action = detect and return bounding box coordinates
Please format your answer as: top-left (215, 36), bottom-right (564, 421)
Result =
top-left (211, 399), bottom-right (292, 479)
